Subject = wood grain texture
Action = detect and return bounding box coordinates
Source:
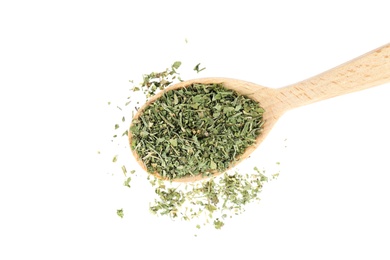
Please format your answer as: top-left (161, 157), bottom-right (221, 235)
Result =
top-left (129, 43), bottom-right (390, 182)
top-left (276, 43), bottom-right (390, 110)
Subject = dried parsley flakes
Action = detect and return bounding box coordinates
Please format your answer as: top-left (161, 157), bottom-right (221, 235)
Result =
top-left (106, 59), bottom-right (281, 231)
top-left (130, 83), bottom-right (265, 180)
top-left (148, 167), bottom-right (274, 229)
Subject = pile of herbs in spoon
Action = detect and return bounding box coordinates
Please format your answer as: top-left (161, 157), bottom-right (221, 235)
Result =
top-left (106, 61), bottom-right (279, 230)
top-left (130, 83), bottom-right (265, 180)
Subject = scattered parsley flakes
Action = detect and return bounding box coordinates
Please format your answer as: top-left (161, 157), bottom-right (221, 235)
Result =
top-left (105, 59), bottom-right (282, 233)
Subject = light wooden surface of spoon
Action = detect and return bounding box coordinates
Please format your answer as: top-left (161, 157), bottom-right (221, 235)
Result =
top-left (129, 43), bottom-right (390, 182)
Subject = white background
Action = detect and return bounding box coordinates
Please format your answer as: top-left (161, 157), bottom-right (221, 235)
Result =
top-left (1, 1), bottom-right (390, 259)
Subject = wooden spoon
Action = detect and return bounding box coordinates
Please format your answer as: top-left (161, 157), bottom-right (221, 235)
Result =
top-left (129, 43), bottom-right (390, 182)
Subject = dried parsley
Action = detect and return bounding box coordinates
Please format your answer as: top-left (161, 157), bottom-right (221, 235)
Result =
top-left (123, 177), bottom-right (131, 188)
top-left (105, 59), bottom-right (281, 231)
top-left (134, 61), bottom-right (183, 99)
top-left (193, 63), bottom-right (206, 73)
top-left (130, 83), bottom-right (265, 180)
top-left (148, 168), bottom-right (273, 229)
top-left (117, 208), bottom-right (124, 218)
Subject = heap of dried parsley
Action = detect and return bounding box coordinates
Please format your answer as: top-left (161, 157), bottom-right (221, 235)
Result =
top-left (130, 83), bottom-right (265, 180)
top-left (107, 61), bottom-right (279, 230)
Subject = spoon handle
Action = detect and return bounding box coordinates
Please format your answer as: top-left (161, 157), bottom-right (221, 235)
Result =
top-left (277, 43), bottom-right (390, 110)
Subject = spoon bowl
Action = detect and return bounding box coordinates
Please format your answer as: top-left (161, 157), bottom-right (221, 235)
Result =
top-left (129, 43), bottom-right (390, 182)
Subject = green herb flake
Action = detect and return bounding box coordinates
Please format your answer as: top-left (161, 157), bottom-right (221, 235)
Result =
top-left (193, 63), bottom-right (206, 73)
top-left (117, 209), bottom-right (124, 218)
top-left (210, 160), bottom-right (217, 170)
top-left (213, 219), bottom-right (224, 229)
top-left (121, 165), bottom-right (127, 175)
top-left (169, 138), bottom-right (178, 147)
top-left (123, 177), bottom-right (131, 188)
top-left (172, 61), bottom-right (182, 70)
